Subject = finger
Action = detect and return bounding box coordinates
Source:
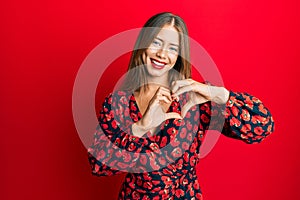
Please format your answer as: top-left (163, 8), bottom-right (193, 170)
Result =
top-left (157, 95), bottom-right (171, 104)
top-left (158, 86), bottom-right (171, 92)
top-left (156, 86), bottom-right (170, 93)
top-left (180, 101), bottom-right (194, 118)
top-left (171, 79), bottom-right (193, 94)
top-left (165, 112), bottom-right (183, 120)
top-left (156, 87), bottom-right (172, 101)
top-left (172, 84), bottom-right (194, 97)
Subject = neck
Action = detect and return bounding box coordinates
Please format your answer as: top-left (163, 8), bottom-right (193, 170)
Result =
top-left (135, 74), bottom-right (170, 96)
top-left (146, 75), bottom-right (170, 89)
top-left (139, 83), bottom-right (162, 94)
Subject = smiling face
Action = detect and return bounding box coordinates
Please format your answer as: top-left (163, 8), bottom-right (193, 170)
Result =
top-left (143, 24), bottom-right (180, 83)
top-left (122, 13), bottom-right (191, 92)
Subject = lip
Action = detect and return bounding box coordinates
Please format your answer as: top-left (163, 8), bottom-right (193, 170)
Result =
top-left (150, 58), bottom-right (167, 69)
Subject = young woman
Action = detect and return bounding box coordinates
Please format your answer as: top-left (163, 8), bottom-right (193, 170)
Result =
top-left (88, 12), bottom-right (274, 200)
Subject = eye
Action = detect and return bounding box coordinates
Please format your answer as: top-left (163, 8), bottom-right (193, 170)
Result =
top-left (169, 46), bottom-right (179, 53)
top-left (152, 40), bottom-right (162, 47)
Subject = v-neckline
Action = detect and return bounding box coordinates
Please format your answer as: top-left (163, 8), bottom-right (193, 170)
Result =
top-left (129, 93), bottom-right (180, 135)
top-left (126, 92), bottom-right (184, 145)
top-left (130, 92), bottom-right (174, 119)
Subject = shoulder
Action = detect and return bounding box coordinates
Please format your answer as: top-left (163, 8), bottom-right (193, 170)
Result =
top-left (103, 90), bottom-right (133, 106)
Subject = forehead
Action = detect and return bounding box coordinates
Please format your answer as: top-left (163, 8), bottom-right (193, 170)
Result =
top-left (155, 25), bottom-right (179, 45)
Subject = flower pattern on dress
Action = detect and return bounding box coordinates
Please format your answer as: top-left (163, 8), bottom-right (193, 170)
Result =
top-left (87, 90), bottom-right (274, 199)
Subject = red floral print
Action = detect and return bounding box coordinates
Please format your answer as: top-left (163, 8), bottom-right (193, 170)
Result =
top-left (87, 90), bottom-right (275, 199)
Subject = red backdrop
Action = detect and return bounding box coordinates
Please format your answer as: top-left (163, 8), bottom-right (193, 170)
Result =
top-left (1, 0), bottom-right (299, 199)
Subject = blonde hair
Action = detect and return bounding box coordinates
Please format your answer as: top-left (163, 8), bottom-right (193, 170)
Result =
top-left (121, 12), bottom-right (191, 92)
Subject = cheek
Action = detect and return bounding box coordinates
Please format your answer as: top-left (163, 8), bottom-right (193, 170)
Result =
top-left (170, 55), bottom-right (178, 64)
top-left (147, 48), bottom-right (157, 55)
top-left (143, 52), bottom-right (151, 64)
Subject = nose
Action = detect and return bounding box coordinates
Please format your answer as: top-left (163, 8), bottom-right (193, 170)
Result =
top-left (156, 47), bottom-right (167, 59)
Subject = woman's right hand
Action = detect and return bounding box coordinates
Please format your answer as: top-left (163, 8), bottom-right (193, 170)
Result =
top-left (132, 87), bottom-right (182, 137)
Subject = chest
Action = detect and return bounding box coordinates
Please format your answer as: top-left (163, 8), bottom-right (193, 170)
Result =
top-left (135, 95), bottom-right (172, 116)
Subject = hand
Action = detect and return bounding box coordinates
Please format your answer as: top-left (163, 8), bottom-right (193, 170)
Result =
top-left (171, 79), bottom-right (230, 118)
top-left (132, 87), bottom-right (182, 137)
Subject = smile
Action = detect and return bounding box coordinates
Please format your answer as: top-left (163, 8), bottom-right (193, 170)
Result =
top-left (151, 58), bottom-right (167, 69)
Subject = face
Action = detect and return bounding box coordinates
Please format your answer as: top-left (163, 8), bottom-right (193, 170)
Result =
top-left (143, 24), bottom-right (180, 81)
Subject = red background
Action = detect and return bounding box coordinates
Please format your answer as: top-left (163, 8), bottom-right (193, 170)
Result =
top-left (1, 0), bottom-right (299, 199)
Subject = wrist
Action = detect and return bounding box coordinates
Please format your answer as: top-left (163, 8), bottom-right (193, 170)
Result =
top-left (210, 86), bottom-right (230, 104)
top-left (132, 122), bottom-right (149, 137)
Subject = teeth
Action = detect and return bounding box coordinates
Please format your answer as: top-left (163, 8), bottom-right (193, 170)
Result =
top-left (152, 60), bottom-right (165, 66)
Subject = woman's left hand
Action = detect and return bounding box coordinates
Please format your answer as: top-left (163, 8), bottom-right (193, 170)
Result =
top-left (171, 79), bottom-right (230, 118)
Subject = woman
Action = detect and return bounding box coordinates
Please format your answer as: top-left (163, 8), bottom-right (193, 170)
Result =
top-left (88, 12), bottom-right (274, 200)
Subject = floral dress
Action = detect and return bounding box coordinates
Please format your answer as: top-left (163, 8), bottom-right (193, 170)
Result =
top-left (88, 90), bottom-right (274, 200)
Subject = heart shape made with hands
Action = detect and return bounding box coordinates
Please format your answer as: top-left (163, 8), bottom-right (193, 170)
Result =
top-left (133, 80), bottom-right (229, 136)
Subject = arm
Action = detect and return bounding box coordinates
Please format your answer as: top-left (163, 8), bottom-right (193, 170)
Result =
top-left (170, 79), bottom-right (274, 144)
top-left (87, 92), bottom-right (144, 176)
top-left (206, 91), bottom-right (275, 144)
top-left (87, 91), bottom-right (179, 175)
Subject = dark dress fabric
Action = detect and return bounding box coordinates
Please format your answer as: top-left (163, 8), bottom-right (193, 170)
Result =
top-left (88, 90), bottom-right (274, 200)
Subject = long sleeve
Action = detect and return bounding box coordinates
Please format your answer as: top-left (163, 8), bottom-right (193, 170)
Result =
top-left (87, 92), bottom-right (144, 176)
top-left (87, 128), bottom-right (127, 176)
top-left (87, 91), bottom-right (180, 175)
top-left (201, 91), bottom-right (275, 144)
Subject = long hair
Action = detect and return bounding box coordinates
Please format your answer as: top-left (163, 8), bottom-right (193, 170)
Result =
top-left (121, 12), bottom-right (191, 92)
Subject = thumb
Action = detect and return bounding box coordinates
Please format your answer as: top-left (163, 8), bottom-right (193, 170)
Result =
top-left (165, 112), bottom-right (183, 120)
top-left (181, 102), bottom-right (194, 118)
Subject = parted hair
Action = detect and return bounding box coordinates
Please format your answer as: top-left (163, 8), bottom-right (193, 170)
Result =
top-left (121, 12), bottom-right (191, 92)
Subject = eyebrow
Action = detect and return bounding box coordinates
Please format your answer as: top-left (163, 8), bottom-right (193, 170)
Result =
top-left (155, 37), bottom-right (179, 47)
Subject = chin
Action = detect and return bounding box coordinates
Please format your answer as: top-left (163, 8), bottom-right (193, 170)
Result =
top-left (146, 65), bottom-right (170, 77)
